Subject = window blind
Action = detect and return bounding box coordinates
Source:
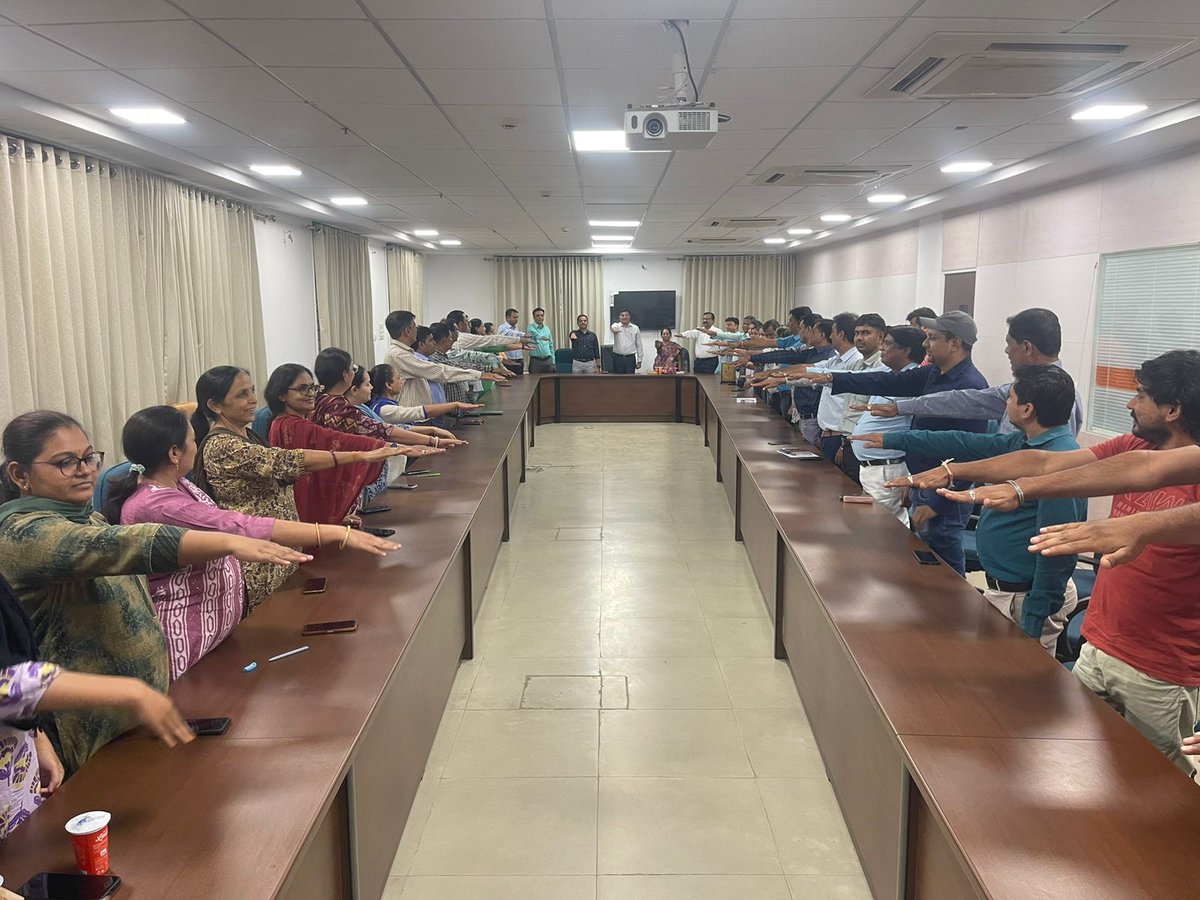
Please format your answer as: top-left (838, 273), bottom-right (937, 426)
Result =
top-left (1091, 245), bottom-right (1200, 436)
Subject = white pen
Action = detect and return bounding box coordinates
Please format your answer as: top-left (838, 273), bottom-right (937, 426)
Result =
top-left (268, 645), bottom-right (310, 663)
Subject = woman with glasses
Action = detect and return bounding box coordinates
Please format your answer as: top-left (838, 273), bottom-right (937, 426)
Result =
top-left (262, 363), bottom-right (433, 530)
top-left (366, 363), bottom-right (480, 425)
top-left (191, 367), bottom-right (412, 611)
top-left (105, 405), bottom-right (402, 680)
top-left (0, 410), bottom-right (309, 775)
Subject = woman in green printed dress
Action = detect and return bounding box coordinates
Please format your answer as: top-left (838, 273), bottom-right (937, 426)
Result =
top-left (0, 411), bottom-right (309, 775)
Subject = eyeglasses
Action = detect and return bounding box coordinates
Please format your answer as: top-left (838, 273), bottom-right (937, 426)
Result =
top-left (288, 384), bottom-right (323, 395)
top-left (33, 451), bottom-right (106, 476)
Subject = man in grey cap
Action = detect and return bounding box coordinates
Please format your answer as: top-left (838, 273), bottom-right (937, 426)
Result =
top-left (806, 309), bottom-right (989, 574)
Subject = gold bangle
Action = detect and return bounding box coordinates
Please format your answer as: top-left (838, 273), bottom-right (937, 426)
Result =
top-left (315, 523), bottom-right (321, 548)
top-left (339, 524), bottom-right (352, 549)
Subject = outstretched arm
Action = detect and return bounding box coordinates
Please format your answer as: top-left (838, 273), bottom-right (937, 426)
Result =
top-left (1031, 503), bottom-right (1200, 568)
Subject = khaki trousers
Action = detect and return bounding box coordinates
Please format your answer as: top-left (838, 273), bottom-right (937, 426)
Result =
top-left (983, 579), bottom-right (1078, 654)
top-left (1074, 642), bottom-right (1200, 776)
top-left (857, 460), bottom-right (910, 526)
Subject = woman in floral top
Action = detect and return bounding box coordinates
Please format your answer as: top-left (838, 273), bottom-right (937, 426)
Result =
top-left (653, 328), bottom-right (684, 373)
top-left (0, 411), bottom-right (304, 775)
top-left (190, 367), bottom-right (410, 609)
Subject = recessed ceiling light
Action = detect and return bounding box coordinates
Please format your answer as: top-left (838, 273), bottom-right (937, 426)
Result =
top-left (330, 196), bottom-right (368, 206)
top-left (820, 213), bottom-right (852, 223)
top-left (110, 107), bottom-right (185, 125)
top-left (592, 233), bottom-right (634, 241)
top-left (573, 130), bottom-right (628, 153)
top-left (1071, 103), bottom-right (1147, 121)
top-left (940, 160), bottom-right (992, 174)
top-left (763, 237), bottom-right (786, 244)
top-left (250, 164), bottom-right (302, 177)
top-left (592, 243), bottom-right (630, 251)
top-left (867, 193), bottom-right (906, 204)
top-left (787, 227), bottom-right (814, 235)
top-left (439, 239), bottom-right (462, 246)
top-left (589, 219), bottom-right (642, 227)
top-left (413, 228), bottom-right (439, 236)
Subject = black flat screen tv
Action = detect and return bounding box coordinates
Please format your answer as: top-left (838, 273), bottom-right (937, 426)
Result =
top-left (611, 291), bottom-right (676, 331)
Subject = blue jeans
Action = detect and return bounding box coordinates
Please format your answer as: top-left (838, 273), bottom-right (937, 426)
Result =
top-left (913, 487), bottom-right (972, 576)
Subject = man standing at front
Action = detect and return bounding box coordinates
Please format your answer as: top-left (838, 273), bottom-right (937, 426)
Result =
top-left (677, 312), bottom-right (720, 374)
top-left (569, 314), bottom-right (602, 374)
top-left (498, 308), bottom-right (525, 375)
top-left (610, 308), bottom-right (641, 374)
top-left (527, 307), bottom-right (555, 374)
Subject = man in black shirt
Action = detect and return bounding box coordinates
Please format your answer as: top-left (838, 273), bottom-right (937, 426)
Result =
top-left (569, 314), bottom-right (602, 374)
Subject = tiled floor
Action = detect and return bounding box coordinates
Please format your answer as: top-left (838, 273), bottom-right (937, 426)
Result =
top-left (385, 424), bottom-right (870, 900)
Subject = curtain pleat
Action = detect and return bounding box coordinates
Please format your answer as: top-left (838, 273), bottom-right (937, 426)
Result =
top-left (680, 254), bottom-right (797, 338)
top-left (313, 226), bottom-right (373, 364)
top-left (493, 256), bottom-right (605, 348)
top-left (0, 134), bottom-right (268, 457)
top-left (386, 244), bottom-right (424, 321)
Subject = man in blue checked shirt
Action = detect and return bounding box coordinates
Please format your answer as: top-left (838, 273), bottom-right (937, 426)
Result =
top-left (853, 365), bottom-right (1086, 652)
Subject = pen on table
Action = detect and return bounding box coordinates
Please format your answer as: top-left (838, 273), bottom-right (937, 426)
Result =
top-left (268, 645), bottom-right (310, 663)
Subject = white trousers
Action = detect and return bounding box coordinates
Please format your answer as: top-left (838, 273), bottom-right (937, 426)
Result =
top-left (857, 460), bottom-right (910, 526)
top-left (983, 579), bottom-right (1078, 654)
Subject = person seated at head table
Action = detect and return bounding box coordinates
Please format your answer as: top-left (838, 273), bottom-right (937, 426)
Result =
top-left (0, 571), bottom-right (195, 838)
top-left (366, 364), bottom-right (481, 426)
top-left (653, 328), bottom-right (684, 373)
top-left (106, 404), bottom-right (400, 681)
top-left (0, 410), bottom-right (307, 774)
top-left (190, 367), bottom-right (409, 611)
top-left (313, 348), bottom-right (465, 452)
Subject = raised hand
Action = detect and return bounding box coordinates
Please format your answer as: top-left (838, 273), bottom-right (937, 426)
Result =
top-left (939, 482), bottom-right (1020, 511)
top-left (226, 536), bottom-right (312, 567)
top-left (343, 530), bottom-right (402, 557)
top-left (866, 402), bottom-right (898, 417)
top-left (885, 466), bottom-right (950, 490)
top-left (1029, 519), bottom-right (1146, 569)
top-left (849, 433), bottom-right (885, 450)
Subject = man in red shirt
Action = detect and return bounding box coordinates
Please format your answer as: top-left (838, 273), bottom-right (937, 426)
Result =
top-left (925, 350), bottom-right (1200, 774)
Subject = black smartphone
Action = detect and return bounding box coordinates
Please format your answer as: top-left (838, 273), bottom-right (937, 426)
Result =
top-left (302, 577), bottom-right (327, 594)
top-left (302, 619), bottom-right (358, 636)
top-left (18, 872), bottom-right (122, 899)
top-left (913, 550), bottom-right (941, 566)
top-left (359, 505), bottom-right (391, 515)
top-left (767, 440), bottom-right (790, 446)
top-left (187, 716), bottom-right (232, 736)
top-left (362, 527), bottom-right (396, 538)
top-left (389, 483), bottom-right (419, 491)
top-left (456, 420), bottom-right (484, 426)
top-left (477, 410), bottom-right (504, 416)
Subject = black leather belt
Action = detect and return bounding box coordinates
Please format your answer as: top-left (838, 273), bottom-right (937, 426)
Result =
top-left (859, 456), bottom-right (905, 467)
top-left (985, 574), bottom-right (1033, 593)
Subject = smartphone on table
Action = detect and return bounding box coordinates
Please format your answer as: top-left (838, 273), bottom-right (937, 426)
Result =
top-left (187, 716), bottom-right (232, 736)
top-left (302, 577), bottom-right (327, 595)
top-left (18, 872), bottom-right (122, 899)
top-left (913, 550), bottom-right (941, 566)
top-left (302, 619), bottom-right (359, 636)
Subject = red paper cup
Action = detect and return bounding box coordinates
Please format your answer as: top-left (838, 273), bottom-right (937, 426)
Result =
top-left (65, 810), bottom-right (111, 875)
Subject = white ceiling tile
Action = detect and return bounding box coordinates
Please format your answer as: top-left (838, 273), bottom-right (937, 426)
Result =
top-left (581, 170), bottom-right (661, 187)
top-left (0, 25), bottom-right (102, 69)
top-left (1086, 57), bottom-right (1200, 103)
top-left (205, 19), bottom-right (404, 68)
top-left (125, 67), bottom-right (298, 102)
top-left (990, 121), bottom-right (1112, 143)
top-left (556, 19), bottom-right (721, 70)
top-left (583, 185), bottom-right (655, 202)
top-left (826, 66), bottom-right (894, 101)
top-left (564, 67), bottom-right (680, 106)
top-left (644, 203), bottom-right (713, 222)
top-left (455, 196), bottom-right (526, 215)
top-left (706, 129), bottom-right (790, 149)
top-left (366, 0), bottom-right (544, 16)
top-left (68, 104), bottom-right (269, 145)
top-left (381, 20), bottom-right (554, 69)
top-left (915, 98), bottom-right (1071, 127)
top-left (870, 124), bottom-right (1007, 152)
top-left (320, 103), bottom-right (450, 132)
top-left (964, 140), bottom-right (1065, 159)
top-left (177, 0), bottom-right (364, 15)
top-left (1093, 0), bottom-right (1200, 24)
top-left (759, 147), bottom-right (868, 166)
top-left (463, 129), bottom-right (570, 151)
top-left (189, 100), bottom-right (356, 146)
top-left (269, 67), bottom-right (429, 105)
top-left (704, 68), bottom-right (851, 104)
top-left (0, 68), bottom-right (163, 102)
top-left (736, 0), bottom-right (917, 16)
top-left (551, 0), bottom-right (730, 17)
top-left (0, 0), bottom-right (184, 23)
top-left (777, 127), bottom-right (897, 152)
top-left (360, 127), bottom-right (468, 149)
top-left (861, 18), bottom-right (1080, 69)
top-left (422, 69), bottom-right (563, 105)
top-left (802, 99), bottom-right (946, 129)
top-left (291, 149), bottom-right (422, 183)
top-left (566, 104), bottom-right (625, 129)
top-left (30, 21), bottom-right (248, 68)
top-left (444, 105), bottom-right (566, 132)
top-left (493, 167), bottom-right (577, 181)
top-left (519, 199), bottom-right (586, 215)
top-left (668, 149), bottom-right (766, 169)
top-left (477, 149), bottom-right (575, 167)
top-left (717, 103), bottom-right (818, 130)
top-left (578, 154), bottom-right (669, 176)
top-left (718, 19), bottom-right (898, 68)
top-left (916, 0), bottom-right (1114, 19)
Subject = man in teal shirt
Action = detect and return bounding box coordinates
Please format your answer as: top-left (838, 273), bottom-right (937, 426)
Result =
top-left (527, 307), bottom-right (555, 374)
top-left (853, 365), bottom-right (1086, 652)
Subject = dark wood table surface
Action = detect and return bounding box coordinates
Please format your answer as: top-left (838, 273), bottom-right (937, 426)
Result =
top-left (0, 378), bottom-right (539, 896)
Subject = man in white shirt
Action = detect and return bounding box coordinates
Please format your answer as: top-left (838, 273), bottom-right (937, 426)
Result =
top-left (498, 307), bottom-right (525, 375)
top-left (447, 308), bottom-right (526, 354)
top-left (610, 308), bottom-right (642, 374)
top-left (384, 310), bottom-right (504, 407)
top-left (676, 311), bottom-right (720, 374)
top-left (811, 313), bottom-right (863, 462)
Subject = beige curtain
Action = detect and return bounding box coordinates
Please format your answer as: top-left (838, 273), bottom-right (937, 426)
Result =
top-left (493, 255), bottom-right (605, 348)
top-left (0, 134), bottom-right (267, 457)
top-left (386, 244), bottom-right (423, 321)
top-left (680, 254), bottom-right (798, 335)
top-left (313, 225), bottom-right (373, 363)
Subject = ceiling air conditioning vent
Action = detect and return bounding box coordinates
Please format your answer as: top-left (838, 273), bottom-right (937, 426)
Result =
top-left (686, 237), bottom-right (745, 244)
top-left (751, 167), bottom-right (906, 187)
top-left (866, 33), bottom-right (1192, 100)
top-left (707, 217), bottom-right (789, 229)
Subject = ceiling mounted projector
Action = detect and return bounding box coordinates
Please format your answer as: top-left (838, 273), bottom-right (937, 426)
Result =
top-left (624, 104), bottom-right (719, 150)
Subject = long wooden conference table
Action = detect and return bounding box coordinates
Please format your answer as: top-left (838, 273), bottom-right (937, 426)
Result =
top-left (3, 373), bottom-right (1200, 899)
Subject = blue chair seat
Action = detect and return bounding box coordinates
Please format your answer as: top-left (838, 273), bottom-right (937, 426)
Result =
top-left (1071, 567), bottom-right (1098, 601)
top-left (251, 407), bottom-right (274, 441)
top-left (554, 348), bottom-right (574, 373)
top-left (93, 461), bottom-right (133, 511)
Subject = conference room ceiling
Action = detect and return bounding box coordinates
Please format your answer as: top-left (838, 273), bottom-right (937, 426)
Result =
top-left (1, 0), bottom-right (1199, 253)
